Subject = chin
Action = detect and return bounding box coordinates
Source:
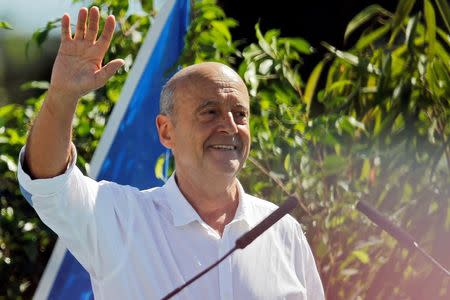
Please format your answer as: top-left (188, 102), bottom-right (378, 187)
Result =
top-left (210, 162), bottom-right (242, 178)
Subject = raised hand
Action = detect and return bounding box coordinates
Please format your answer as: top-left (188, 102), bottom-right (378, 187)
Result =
top-left (24, 7), bottom-right (124, 179)
top-left (50, 6), bottom-right (124, 100)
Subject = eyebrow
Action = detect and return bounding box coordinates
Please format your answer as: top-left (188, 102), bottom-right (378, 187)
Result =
top-left (196, 100), bottom-right (219, 111)
top-left (196, 100), bottom-right (249, 112)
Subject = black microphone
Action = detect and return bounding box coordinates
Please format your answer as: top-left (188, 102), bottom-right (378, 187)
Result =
top-left (356, 200), bottom-right (416, 249)
top-left (356, 200), bottom-right (450, 277)
top-left (235, 195), bottom-right (298, 249)
top-left (161, 195), bottom-right (299, 299)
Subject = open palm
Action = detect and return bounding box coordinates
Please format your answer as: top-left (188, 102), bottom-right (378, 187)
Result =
top-left (50, 7), bottom-right (124, 98)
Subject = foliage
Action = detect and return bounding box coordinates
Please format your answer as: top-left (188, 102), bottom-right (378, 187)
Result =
top-left (178, 0), bottom-right (240, 65)
top-left (1, 0), bottom-right (449, 299)
top-left (236, 0), bottom-right (450, 298)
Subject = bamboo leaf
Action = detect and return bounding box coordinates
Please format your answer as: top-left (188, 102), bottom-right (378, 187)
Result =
top-left (434, 0), bottom-right (450, 33)
top-left (279, 37), bottom-right (313, 54)
top-left (405, 14), bottom-right (419, 50)
top-left (436, 27), bottom-right (450, 48)
top-left (389, 0), bottom-right (416, 45)
top-left (304, 60), bottom-right (325, 114)
top-left (255, 23), bottom-right (275, 58)
top-left (345, 4), bottom-right (391, 42)
top-left (424, 0), bottom-right (437, 57)
top-left (355, 24), bottom-right (390, 50)
top-left (322, 42), bottom-right (359, 66)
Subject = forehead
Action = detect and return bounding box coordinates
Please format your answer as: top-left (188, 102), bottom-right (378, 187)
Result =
top-left (174, 69), bottom-right (250, 109)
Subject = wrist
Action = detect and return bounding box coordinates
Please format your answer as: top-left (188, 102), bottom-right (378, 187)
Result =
top-left (44, 86), bottom-right (79, 120)
top-left (47, 85), bottom-right (80, 102)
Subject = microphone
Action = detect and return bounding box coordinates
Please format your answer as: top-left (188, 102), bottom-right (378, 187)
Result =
top-left (356, 200), bottom-right (450, 277)
top-left (236, 195), bottom-right (298, 249)
top-left (161, 195), bottom-right (299, 299)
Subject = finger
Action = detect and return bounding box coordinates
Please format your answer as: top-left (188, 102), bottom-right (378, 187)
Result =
top-left (94, 59), bottom-right (125, 88)
top-left (96, 15), bottom-right (116, 52)
top-left (74, 7), bottom-right (88, 40)
top-left (85, 6), bottom-right (99, 43)
top-left (60, 14), bottom-right (72, 41)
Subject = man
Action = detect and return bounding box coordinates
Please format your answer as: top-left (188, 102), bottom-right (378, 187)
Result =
top-left (18, 6), bottom-right (324, 299)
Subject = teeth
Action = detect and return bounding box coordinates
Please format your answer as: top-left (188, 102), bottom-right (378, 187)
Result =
top-left (211, 145), bottom-right (236, 150)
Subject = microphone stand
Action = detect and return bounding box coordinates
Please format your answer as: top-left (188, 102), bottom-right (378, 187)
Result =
top-left (161, 196), bottom-right (299, 300)
top-left (356, 200), bottom-right (450, 277)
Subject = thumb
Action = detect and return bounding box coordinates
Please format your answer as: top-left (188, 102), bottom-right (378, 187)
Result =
top-left (94, 59), bottom-right (125, 87)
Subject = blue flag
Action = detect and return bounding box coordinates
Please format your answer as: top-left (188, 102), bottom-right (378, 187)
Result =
top-left (33, 0), bottom-right (190, 298)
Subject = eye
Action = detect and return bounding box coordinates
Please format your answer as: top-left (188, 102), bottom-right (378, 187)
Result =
top-left (198, 108), bottom-right (218, 122)
top-left (233, 110), bottom-right (248, 123)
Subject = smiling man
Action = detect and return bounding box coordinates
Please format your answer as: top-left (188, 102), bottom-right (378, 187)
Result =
top-left (156, 63), bottom-right (251, 235)
top-left (17, 7), bottom-right (324, 299)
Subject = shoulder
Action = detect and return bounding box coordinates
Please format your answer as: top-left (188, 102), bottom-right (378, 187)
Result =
top-left (94, 180), bottom-right (164, 211)
top-left (244, 193), bottom-right (301, 229)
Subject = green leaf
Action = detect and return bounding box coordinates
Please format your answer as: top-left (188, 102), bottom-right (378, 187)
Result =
top-left (424, 0), bottom-right (437, 57)
top-left (360, 159), bottom-right (371, 180)
top-left (327, 80), bottom-right (355, 94)
top-left (354, 24), bottom-right (390, 50)
top-left (284, 153), bottom-right (291, 172)
top-left (389, 0), bottom-right (416, 45)
top-left (0, 21), bottom-right (13, 30)
top-left (436, 27), bottom-right (450, 48)
top-left (140, 0), bottom-right (153, 13)
top-left (352, 250), bottom-right (370, 264)
top-left (255, 23), bottom-right (275, 58)
top-left (304, 60), bottom-right (325, 114)
top-left (211, 20), bottom-right (231, 40)
top-left (344, 4), bottom-right (391, 42)
top-left (20, 81), bottom-right (50, 91)
top-left (434, 0), bottom-right (450, 33)
top-left (322, 42), bottom-right (359, 66)
top-left (0, 104), bottom-right (17, 121)
top-left (154, 154), bottom-right (165, 181)
top-left (0, 154), bottom-right (17, 172)
top-left (335, 116), bottom-right (366, 135)
top-left (322, 155), bottom-right (349, 176)
top-left (279, 37), bottom-right (313, 54)
top-left (405, 14), bottom-right (419, 50)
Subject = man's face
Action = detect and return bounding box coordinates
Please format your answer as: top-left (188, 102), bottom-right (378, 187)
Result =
top-left (159, 65), bottom-right (250, 181)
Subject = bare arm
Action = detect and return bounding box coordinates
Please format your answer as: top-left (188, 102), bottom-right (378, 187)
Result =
top-left (25, 7), bottom-right (124, 178)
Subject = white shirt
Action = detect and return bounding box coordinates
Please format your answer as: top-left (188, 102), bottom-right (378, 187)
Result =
top-left (18, 145), bottom-right (324, 300)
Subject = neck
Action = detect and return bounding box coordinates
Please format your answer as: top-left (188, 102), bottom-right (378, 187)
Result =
top-left (174, 170), bottom-right (240, 236)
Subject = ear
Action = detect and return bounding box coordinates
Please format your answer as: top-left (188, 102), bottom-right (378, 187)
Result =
top-left (156, 114), bottom-right (174, 149)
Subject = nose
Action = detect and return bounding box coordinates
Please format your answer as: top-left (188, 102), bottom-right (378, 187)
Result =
top-left (220, 111), bottom-right (238, 134)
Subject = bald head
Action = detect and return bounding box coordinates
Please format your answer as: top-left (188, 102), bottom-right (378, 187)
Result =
top-left (159, 62), bottom-right (248, 117)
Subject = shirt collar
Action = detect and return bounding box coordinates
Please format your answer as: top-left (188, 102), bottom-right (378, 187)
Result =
top-left (162, 173), bottom-right (258, 228)
top-left (163, 173), bottom-right (203, 227)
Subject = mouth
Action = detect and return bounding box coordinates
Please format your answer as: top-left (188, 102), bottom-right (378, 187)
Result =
top-left (209, 144), bottom-right (238, 151)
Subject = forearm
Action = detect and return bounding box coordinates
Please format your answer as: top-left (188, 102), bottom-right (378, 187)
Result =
top-left (23, 6), bottom-right (122, 179)
top-left (25, 88), bottom-right (78, 178)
